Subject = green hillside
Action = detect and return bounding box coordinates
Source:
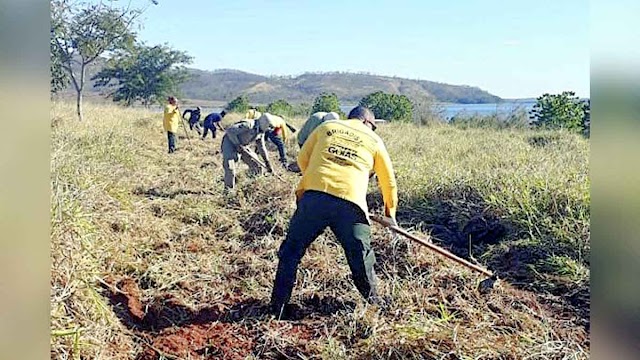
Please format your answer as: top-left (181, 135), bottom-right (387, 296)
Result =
top-left (58, 59), bottom-right (502, 105)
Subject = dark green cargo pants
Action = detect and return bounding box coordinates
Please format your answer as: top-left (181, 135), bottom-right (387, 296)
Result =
top-left (270, 190), bottom-right (377, 314)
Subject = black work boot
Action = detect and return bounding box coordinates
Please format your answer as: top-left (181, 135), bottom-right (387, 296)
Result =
top-left (269, 302), bottom-right (302, 320)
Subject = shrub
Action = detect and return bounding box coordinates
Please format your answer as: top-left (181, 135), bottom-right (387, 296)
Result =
top-left (311, 92), bottom-right (345, 117)
top-left (359, 91), bottom-right (413, 122)
top-left (225, 95), bottom-right (249, 113)
top-left (530, 91), bottom-right (589, 134)
top-left (266, 99), bottom-right (294, 117)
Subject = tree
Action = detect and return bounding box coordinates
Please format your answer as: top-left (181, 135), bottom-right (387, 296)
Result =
top-left (291, 102), bottom-right (312, 117)
top-left (266, 99), bottom-right (293, 117)
top-left (50, 32), bottom-right (69, 95)
top-left (359, 91), bottom-right (413, 122)
top-left (530, 91), bottom-right (589, 133)
top-left (50, 0), bottom-right (155, 120)
top-left (92, 43), bottom-right (192, 106)
top-left (311, 92), bottom-right (345, 117)
top-left (225, 95), bottom-right (249, 113)
top-left (582, 99), bottom-right (591, 137)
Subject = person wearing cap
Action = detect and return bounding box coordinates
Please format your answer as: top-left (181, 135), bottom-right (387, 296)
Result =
top-left (182, 106), bottom-right (203, 134)
top-left (285, 111), bottom-right (341, 173)
top-left (259, 113), bottom-right (292, 168)
top-left (202, 110), bottom-right (227, 140)
top-left (245, 107), bottom-right (262, 120)
top-left (163, 96), bottom-right (181, 153)
top-left (269, 106), bottom-right (398, 318)
top-left (296, 111), bottom-right (341, 148)
top-left (220, 115), bottom-right (275, 189)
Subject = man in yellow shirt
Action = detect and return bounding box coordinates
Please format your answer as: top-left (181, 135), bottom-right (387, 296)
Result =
top-left (259, 113), bottom-right (292, 168)
top-left (163, 96), bottom-right (181, 153)
top-left (245, 107), bottom-right (262, 120)
top-left (269, 106), bottom-right (399, 318)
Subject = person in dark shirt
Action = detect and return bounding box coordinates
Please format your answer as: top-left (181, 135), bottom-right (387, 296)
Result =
top-left (182, 106), bottom-right (202, 134)
top-left (202, 110), bottom-right (227, 140)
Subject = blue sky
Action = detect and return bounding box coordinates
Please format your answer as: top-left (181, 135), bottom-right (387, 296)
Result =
top-left (122, 0), bottom-right (589, 99)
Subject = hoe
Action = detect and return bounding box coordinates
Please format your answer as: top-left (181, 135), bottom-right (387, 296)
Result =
top-left (369, 214), bottom-right (498, 293)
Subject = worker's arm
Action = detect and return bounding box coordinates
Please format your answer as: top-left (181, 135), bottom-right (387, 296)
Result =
top-left (255, 135), bottom-right (273, 172)
top-left (182, 109), bottom-right (190, 119)
top-left (373, 141), bottom-right (398, 220)
top-left (297, 127), bottom-right (318, 173)
top-left (216, 122), bottom-right (225, 131)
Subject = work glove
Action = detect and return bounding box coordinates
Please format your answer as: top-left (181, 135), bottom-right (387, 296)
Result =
top-left (266, 163), bottom-right (274, 173)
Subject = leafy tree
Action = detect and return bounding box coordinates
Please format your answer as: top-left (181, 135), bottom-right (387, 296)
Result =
top-left (359, 91), bottom-right (413, 122)
top-left (291, 102), bottom-right (312, 117)
top-left (530, 91), bottom-right (589, 133)
top-left (266, 99), bottom-right (293, 117)
top-left (225, 95), bottom-right (249, 113)
top-left (50, 33), bottom-right (69, 95)
top-left (311, 92), bottom-right (345, 117)
top-left (50, 0), bottom-right (155, 120)
top-left (92, 43), bottom-right (192, 106)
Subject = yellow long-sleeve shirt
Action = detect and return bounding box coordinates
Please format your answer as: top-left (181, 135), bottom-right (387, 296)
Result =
top-left (245, 109), bottom-right (262, 120)
top-left (296, 119), bottom-right (398, 218)
top-left (163, 104), bottom-right (181, 133)
top-left (265, 113), bottom-right (289, 141)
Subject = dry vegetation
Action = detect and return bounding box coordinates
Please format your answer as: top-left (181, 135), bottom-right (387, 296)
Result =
top-left (51, 102), bottom-right (589, 359)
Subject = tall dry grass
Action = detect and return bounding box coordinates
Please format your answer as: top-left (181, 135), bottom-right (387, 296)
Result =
top-left (51, 102), bottom-right (589, 359)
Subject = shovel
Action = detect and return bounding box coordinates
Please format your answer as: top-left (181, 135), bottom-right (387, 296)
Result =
top-left (369, 214), bottom-right (498, 293)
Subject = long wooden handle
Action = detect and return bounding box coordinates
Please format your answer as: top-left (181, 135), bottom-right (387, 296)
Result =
top-left (369, 214), bottom-right (494, 278)
top-left (239, 147), bottom-right (286, 182)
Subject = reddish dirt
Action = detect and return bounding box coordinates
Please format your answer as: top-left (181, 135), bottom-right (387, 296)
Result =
top-left (185, 239), bottom-right (204, 252)
top-left (136, 323), bottom-right (253, 360)
top-left (103, 276), bottom-right (321, 359)
top-left (103, 276), bottom-right (146, 323)
top-left (101, 274), bottom-right (589, 359)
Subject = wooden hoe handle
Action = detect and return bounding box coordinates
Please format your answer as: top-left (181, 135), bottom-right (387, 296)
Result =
top-left (369, 214), bottom-right (495, 278)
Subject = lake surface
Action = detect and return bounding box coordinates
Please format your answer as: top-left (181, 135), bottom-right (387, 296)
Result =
top-left (340, 100), bottom-right (536, 120)
top-left (161, 100), bottom-right (537, 121)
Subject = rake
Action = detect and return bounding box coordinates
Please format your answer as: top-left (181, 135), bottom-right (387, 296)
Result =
top-left (369, 213), bottom-right (498, 293)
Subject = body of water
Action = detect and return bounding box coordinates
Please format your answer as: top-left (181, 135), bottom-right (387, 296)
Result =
top-left (340, 100), bottom-right (536, 120)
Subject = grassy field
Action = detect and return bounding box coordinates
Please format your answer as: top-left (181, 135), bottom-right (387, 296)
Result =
top-left (50, 102), bottom-right (589, 359)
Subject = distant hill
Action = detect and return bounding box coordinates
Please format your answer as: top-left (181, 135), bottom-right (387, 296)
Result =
top-left (181, 69), bottom-right (502, 104)
top-left (58, 59), bottom-right (502, 104)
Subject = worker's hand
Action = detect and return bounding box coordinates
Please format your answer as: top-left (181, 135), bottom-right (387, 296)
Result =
top-left (266, 164), bottom-right (274, 173)
top-left (384, 208), bottom-right (397, 226)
